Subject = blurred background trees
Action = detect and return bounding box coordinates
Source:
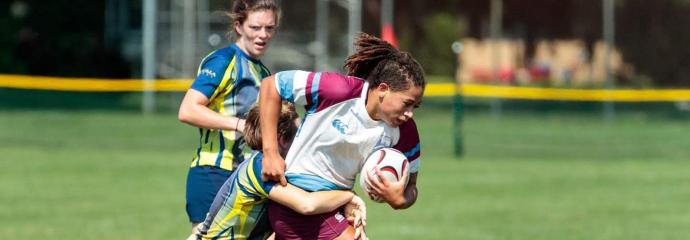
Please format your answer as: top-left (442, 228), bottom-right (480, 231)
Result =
top-left (1, 0), bottom-right (688, 86)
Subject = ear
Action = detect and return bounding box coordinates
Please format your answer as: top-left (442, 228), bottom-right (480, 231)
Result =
top-left (234, 21), bottom-right (242, 35)
top-left (277, 137), bottom-right (289, 156)
top-left (278, 137), bottom-right (287, 148)
top-left (376, 83), bottom-right (390, 98)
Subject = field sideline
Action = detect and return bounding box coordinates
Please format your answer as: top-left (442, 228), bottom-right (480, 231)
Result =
top-left (1, 98), bottom-right (689, 239)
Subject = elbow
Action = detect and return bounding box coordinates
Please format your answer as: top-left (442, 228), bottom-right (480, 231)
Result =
top-left (295, 205), bottom-right (318, 215)
top-left (390, 202), bottom-right (409, 210)
top-left (292, 198), bottom-right (320, 215)
top-left (178, 109), bottom-right (191, 124)
top-left (178, 105), bottom-right (197, 125)
top-left (389, 193), bottom-right (417, 210)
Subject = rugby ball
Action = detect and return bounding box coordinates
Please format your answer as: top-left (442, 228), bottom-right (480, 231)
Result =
top-left (359, 148), bottom-right (409, 203)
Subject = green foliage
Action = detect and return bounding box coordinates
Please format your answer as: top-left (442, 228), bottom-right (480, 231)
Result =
top-left (402, 13), bottom-right (466, 78)
top-left (0, 16), bottom-right (23, 72)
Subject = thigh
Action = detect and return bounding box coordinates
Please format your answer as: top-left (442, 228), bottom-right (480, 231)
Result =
top-left (269, 203), bottom-right (349, 240)
top-left (185, 166), bottom-right (233, 223)
top-left (332, 226), bottom-right (355, 240)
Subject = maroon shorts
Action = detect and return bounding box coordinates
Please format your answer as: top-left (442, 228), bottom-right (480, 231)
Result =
top-left (268, 202), bottom-right (349, 240)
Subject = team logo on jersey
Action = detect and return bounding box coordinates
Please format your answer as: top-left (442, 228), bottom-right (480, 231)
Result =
top-left (199, 68), bottom-right (217, 78)
top-left (334, 211), bottom-right (345, 222)
top-left (331, 119), bottom-right (349, 134)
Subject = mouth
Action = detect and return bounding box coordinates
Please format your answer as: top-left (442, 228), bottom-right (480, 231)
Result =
top-left (254, 41), bottom-right (267, 49)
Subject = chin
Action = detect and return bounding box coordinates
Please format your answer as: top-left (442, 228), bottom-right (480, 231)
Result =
top-left (252, 50), bottom-right (266, 58)
top-left (386, 120), bottom-right (399, 128)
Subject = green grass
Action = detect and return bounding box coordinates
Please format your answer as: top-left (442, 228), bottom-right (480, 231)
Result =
top-left (1, 100), bottom-right (689, 239)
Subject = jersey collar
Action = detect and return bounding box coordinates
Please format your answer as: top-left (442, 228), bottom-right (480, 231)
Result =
top-left (353, 82), bottom-right (381, 127)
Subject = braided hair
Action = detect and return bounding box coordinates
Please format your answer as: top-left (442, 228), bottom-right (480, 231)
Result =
top-left (344, 33), bottom-right (425, 91)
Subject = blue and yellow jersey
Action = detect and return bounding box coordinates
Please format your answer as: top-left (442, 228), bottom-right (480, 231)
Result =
top-left (196, 152), bottom-right (276, 240)
top-left (189, 44), bottom-right (271, 171)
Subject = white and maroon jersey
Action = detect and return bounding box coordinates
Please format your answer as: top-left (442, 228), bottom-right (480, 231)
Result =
top-left (274, 70), bottom-right (421, 191)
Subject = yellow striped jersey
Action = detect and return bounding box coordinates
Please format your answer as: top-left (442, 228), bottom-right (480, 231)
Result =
top-left (189, 43), bottom-right (270, 171)
top-left (196, 152), bottom-right (275, 240)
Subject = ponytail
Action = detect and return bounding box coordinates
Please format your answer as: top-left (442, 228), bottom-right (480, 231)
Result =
top-left (344, 33), bottom-right (425, 91)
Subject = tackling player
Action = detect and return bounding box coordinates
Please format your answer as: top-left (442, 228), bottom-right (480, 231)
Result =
top-left (190, 103), bottom-right (367, 240)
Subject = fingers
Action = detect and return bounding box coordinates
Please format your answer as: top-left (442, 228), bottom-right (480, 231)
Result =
top-left (368, 169), bottom-right (384, 193)
top-left (261, 171), bottom-right (275, 182)
top-left (279, 175), bottom-right (287, 186)
top-left (352, 196), bottom-right (367, 226)
top-left (261, 171), bottom-right (287, 186)
top-left (353, 209), bottom-right (361, 228)
top-left (261, 157), bottom-right (287, 184)
top-left (359, 206), bottom-right (367, 227)
top-left (354, 226), bottom-right (361, 240)
top-left (400, 164), bottom-right (410, 182)
top-left (356, 226), bottom-right (367, 240)
top-left (374, 167), bottom-right (391, 185)
top-left (353, 221), bottom-right (366, 240)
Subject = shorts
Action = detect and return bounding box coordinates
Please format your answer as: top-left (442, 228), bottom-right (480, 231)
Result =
top-left (269, 202), bottom-right (349, 240)
top-left (186, 165), bottom-right (233, 223)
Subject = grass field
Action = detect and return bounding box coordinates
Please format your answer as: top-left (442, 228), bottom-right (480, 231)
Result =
top-left (1, 97), bottom-right (689, 239)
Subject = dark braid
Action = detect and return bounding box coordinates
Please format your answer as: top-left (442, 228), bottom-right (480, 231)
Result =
top-left (344, 33), bottom-right (425, 91)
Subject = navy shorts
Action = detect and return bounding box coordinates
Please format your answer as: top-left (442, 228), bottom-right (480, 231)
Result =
top-left (186, 166), bottom-right (233, 223)
top-left (269, 202), bottom-right (349, 240)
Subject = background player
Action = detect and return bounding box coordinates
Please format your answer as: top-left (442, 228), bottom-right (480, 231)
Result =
top-left (177, 0), bottom-right (281, 231)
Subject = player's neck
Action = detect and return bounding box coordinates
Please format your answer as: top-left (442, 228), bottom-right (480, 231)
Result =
top-left (365, 89), bottom-right (382, 121)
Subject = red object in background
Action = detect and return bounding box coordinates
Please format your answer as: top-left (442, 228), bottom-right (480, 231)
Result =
top-left (499, 68), bottom-right (515, 84)
top-left (381, 24), bottom-right (398, 48)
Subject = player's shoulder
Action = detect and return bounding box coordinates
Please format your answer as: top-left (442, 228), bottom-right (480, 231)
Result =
top-left (199, 49), bottom-right (235, 73)
top-left (204, 44), bottom-right (243, 64)
top-left (317, 72), bottom-right (365, 100)
top-left (392, 119), bottom-right (421, 157)
top-left (398, 119), bottom-right (419, 136)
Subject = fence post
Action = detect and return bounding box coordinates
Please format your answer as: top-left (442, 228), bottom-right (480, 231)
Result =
top-left (452, 41), bottom-right (464, 157)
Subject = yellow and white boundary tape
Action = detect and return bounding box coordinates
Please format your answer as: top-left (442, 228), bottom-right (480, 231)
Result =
top-left (2, 74), bottom-right (690, 102)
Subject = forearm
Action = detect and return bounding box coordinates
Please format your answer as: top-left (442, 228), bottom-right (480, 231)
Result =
top-left (269, 184), bottom-right (354, 215)
top-left (258, 76), bottom-right (282, 156)
top-left (180, 103), bottom-right (243, 130)
top-left (178, 89), bottom-right (244, 131)
top-left (389, 183), bottom-right (418, 210)
top-left (297, 190), bottom-right (354, 214)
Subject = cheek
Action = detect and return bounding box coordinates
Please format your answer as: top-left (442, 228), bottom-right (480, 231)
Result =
top-left (382, 100), bottom-right (403, 115)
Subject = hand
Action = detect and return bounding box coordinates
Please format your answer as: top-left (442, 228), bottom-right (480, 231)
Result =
top-left (236, 119), bottom-right (246, 133)
top-left (364, 166), bottom-right (410, 208)
top-left (261, 152), bottom-right (287, 186)
top-left (354, 224), bottom-right (367, 240)
top-left (345, 195), bottom-right (367, 228)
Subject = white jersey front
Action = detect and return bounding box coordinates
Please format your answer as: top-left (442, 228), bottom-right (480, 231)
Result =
top-left (274, 71), bottom-right (421, 191)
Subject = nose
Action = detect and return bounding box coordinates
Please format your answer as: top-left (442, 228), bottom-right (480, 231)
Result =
top-left (258, 28), bottom-right (269, 39)
top-left (403, 110), bottom-right (413, 119)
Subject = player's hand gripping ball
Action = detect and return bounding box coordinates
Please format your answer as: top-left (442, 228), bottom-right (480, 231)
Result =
top-left (359, 148), bottom-right (409, 202)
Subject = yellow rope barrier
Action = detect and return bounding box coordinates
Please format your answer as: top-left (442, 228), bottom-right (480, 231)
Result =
top-left (2, 74), bottom-right (690, 102)
top-left (0, 74), bottom-right (191, 92)
top-left (459, 84), bottom-right (690, 102)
